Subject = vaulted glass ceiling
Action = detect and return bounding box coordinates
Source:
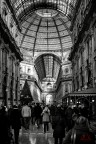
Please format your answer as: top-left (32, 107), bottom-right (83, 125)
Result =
top-left (35, 53), bottom-right (61, 81)
top-left (9, 0), bottom-right (76, 82)
top-left (20, 13), bottom-right (72, 56)
top-left (10, 0), bottom-right (76, 22)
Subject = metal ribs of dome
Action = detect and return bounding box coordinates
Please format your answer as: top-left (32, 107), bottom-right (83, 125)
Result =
top-left (20, 12), bottom-right (72, 58)
top-left (34, 53), bottom-right (61, 81)
top-left (9, 0), bottom-right (76, 81)
top-left (10, 0), bottom-right (76, 23)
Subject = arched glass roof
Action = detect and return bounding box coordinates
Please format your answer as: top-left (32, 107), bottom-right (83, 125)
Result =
top-left (35, 53), bottom-right (61, 81)
top-left (10, 0), bottom-right (76, 22)
top-left (9, 0), bottom-right (77, 81)
top-left (20, 12), bottom-right (72, 57)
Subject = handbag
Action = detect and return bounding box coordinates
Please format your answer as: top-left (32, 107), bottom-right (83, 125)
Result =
top-left (71, 129), bottom-right (76, 144)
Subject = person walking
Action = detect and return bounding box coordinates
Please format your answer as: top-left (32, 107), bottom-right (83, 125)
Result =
top-left (34, 103), bottom-right (42, 128)
top-left (21, 102), bottom-right (31, 130)
top-left (0, 105), bottom-right (10, 144)
top-left (11, 105), bottom-right (22, 144)
top-left (65, 105), bottom-right (74, 132)
top-left (31, 102), bottom-right (36, 125)
top-left (42, 105), bottom-right (50, 133)
top-left (52, 112), bottom-right (66, 144)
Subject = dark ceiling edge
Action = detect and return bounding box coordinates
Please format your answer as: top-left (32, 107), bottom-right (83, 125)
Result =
top-left (35, 53), bottom-right (61, 64)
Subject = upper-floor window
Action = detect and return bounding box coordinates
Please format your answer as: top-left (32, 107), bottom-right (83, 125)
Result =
top-left (28, 75), bottom-right (31, 79)
top-left (65, 83), bottom-right (68, 92)
top-left (2, 8), bottom-right (7, 23)
top-left (65, 68), bottom-right (69, 74)
top-left (27, 68), bottom-right (31, 74)
top-left (20, 67), bottom-right (23, 73)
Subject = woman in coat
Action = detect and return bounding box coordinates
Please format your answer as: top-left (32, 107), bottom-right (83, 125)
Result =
top-left (63, 116), bottom-right (95, 144)
top-left (41, 105), bottom-right (50, 133)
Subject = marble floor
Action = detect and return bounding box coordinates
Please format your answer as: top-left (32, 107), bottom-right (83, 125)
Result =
top-left (19, 123), bottom-right (54, 144)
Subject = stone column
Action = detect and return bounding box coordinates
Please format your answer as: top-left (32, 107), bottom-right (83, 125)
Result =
top-left (13, 55), bottom-right (16, 104)
top-left (8, 54), bottom-right (11, 105)
top-left (92, 28), bottom-right (96, 87)
top-left (5, 44), bottom-right (10, 107)
top-left (84, 61), bottom-right (88, 89)
top-left (11, 54), bottom-right (16, 105)
top-left (0, 39), bottom-right (3, 103)
top-left (84, 42), bottom-right (88, 88)
top-left (17, 60), bottom-right (20, 103)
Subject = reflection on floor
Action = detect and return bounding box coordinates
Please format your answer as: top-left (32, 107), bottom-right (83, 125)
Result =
top-left (19, 123), bottom-right (54, 144)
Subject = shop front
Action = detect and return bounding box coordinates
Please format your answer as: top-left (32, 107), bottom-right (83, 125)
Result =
top-left (62, 87), bottom-right (96, 119)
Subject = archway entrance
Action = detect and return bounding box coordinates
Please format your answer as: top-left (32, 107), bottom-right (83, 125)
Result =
top-left (46, 94), bottom-right (53, 105)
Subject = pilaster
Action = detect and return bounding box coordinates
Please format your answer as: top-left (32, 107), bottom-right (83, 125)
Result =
top-left (0, 40), bottom-right (3, 98)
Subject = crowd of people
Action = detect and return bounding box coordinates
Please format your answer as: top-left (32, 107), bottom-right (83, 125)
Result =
top-left (0, 101), bottom-right (96, 144)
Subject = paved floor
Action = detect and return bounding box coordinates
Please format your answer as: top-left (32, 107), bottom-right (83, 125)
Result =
top-left (19, 123), bottom-right (54, 144)
top-left (19, 120), bottom-right (96, 144)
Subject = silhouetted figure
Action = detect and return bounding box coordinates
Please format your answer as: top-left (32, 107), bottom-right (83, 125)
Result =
top-left (65, 105), bottom-right (74, 131)
top-left (22, 102), bottom-right (31, 130)
top-left (34, 103), bottom-right (42, 128)
top-left (63, 116), bottom-right (95, 144)
top-left (11, 105), bottom-right (21, 144)
top-left (42, 105), bottom-right (50, 133)
top-left (52, 116), bottom-right (66, 144)
top-left (0, 106), bottom-right (10, 144)
top-left (31, 102), bottom-right (36, 125)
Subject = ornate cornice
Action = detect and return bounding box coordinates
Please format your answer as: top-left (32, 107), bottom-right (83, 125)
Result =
top-left (70, 0), bottom-right (81, 31)
top-left (0, 15), bottom-right (23, 61)
top-left (5, 0), bottom-right (21, 32)
top-left (69, 0), bottom-right (96, 61)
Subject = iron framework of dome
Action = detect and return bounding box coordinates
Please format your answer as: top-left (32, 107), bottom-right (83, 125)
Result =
top-left (9, 0), bottom-right (77, 82)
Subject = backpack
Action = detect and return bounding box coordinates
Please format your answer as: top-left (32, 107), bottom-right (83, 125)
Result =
top-left (71, 129), bottom-right (95, 144)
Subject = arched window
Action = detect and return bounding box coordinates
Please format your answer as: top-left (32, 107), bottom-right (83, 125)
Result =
top-left (2, 2), bottom-right (9, 24)
top-left (2, 8), bottom-right (7, 22)
top-left (65, 83), bottom-right (68, 92)
top-left (27, 68), bottom-right (31, 73)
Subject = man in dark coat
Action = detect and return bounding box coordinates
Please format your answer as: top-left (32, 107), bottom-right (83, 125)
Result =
top-left (0, 106), bottom-right (10, 144)
top-left (11, 105), bottom-right (21, 144)
top-left (65, 105), bottom-right (74, 131)
top-left (34, 103), bottom-right (42, 128)
top-left (52, 115), bottom-right (66, 144)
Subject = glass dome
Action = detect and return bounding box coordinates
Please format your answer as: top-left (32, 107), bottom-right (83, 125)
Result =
top-left (9, 0), bottom-right (77, 81)
top-left (20, 12), bottom-right (72, 58)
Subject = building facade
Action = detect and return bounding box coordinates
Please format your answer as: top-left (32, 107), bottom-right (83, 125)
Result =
top-left (70, 0), bottom-right (96, 91)
top-left (68, 0), bottom-right (96, 114)
top-left (20, 61), bottom-right (42, 103)
top-left (55, 61), bottom-right (72, 104)
top-left (0, 0), bottom-right (23, 106)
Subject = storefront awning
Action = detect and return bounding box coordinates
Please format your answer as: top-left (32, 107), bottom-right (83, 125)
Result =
top-left (69, 88), bottom-right (96, 97)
